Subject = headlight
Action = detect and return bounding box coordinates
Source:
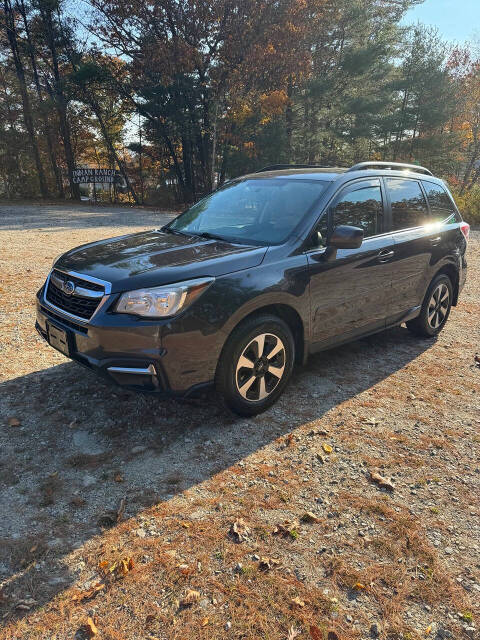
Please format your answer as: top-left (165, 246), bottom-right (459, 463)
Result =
top-left (115, 277), bottom-right (214, 318)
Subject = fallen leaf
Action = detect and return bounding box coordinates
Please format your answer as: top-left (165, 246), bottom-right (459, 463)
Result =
top-left (425, 624), bottom-right (432, 635)
top-left (97, 497), bottom-right (126, 528)
top-left (145, 614), bottom-right (156, 625)
top-left (99, 556), bottom-right (134, 578)
top-left (287, 626), bottom-right (302, 640)
top-left (15, 599), bottom-right (37, 611)
top-left (229, 518), bottom-right (251, 543)
top-left (71, 582), bottom-right (105, 603)
top-left (322, 443), bottom-right (333, 454)
top-left (180, 521), bottom-right (192, 528)
top-left (353, 582), bottom-right (366, 590)
top-left (84, 617), bottom-right (98, 637)
top-left (177, 563), bottom-right (192, 575)
top-left (201, 617), bottom-right (209, 627)
top-left (181, 589), bottom-right (200, 606)
top-left (70, 496), bottom-right (86, 507)
top-left (286, 433), bottom-right (295, 447)
top-left (114, 473), bottom-right (124, 483)
top-left (118, 557), bottom-right (134, 575)
top-left (310, 626), bottom-right (323, 640)
top-left (259, 557), bottom-right (280, 571)
top-left (29, 545), bottom-right (38, 554)
top-left (291, 596), bottom-right (305, 608)
top-left (301, 511), bottom-right (322, 524)
top-left (369, 471), bottom-right (394, 492)
top-left (8, 417), bottom-right (20, 427)
top-left (274, 519), bottom-right (300, 537)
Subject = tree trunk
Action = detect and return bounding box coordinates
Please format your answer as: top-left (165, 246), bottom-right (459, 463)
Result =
top-left (393, 88), bottom-right (410, 161)
top-left (460, 141), bottom-right (480, 195)
top-left (18, 0), bottom-right (64, 198)
top-left (182, 135), bottom-right (195, 202)
top-left (3, 0), bottom-right (49, 198)
top-left (211, 100), bottom-right (218, 189)
top-left (37, 0), bottom-right (80, 200)
top-left (89, 99), bottom-right (139, 204)
top-left (0, 68), bottom-right (21, 196)
top-left (286, 79), bottom-right (294, 163)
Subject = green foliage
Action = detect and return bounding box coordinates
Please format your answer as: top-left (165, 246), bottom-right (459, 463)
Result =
top-left (451, 187), bottom-right (480, 225)
top-left (0, 0), bottom-right (479, 205)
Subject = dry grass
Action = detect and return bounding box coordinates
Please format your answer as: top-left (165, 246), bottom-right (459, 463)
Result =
top-left (0, 205), bottom-right (479, 640)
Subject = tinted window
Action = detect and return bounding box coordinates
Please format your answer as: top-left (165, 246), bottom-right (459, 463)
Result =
top-left (386, 178), bottom-right (429, 231)
top-left (170, 178), bottom-right (328, 245)
top-left (423, 181), bottom-right (456, 220)
top-left (331, 184), bottom-right (383, 238)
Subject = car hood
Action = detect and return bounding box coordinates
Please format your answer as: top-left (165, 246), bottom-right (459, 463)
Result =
top-left (55, 230), bottom-right (268, 293)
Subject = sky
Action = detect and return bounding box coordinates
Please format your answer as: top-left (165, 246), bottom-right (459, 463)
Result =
top-left (403, 0), bottom-right (480, 43)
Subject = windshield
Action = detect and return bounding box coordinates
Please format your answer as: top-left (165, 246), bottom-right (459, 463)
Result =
top-left (168, 178), bottom-right (328, 245)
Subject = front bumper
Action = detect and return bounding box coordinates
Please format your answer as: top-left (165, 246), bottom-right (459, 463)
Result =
top-left (35, 289), bottom-right (219, 396)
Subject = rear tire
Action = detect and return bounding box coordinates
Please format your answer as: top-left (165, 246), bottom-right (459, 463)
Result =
top-left (216, 314), bottom-right (295, 416)
top-left (406, 274), bottom-right (453, 338)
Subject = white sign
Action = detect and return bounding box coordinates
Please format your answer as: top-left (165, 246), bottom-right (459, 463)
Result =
top-left (73, 168), bottom-right (122, 184)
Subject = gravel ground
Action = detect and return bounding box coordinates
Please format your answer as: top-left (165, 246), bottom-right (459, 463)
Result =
top-left (0, 204), bottom-right (479, 640)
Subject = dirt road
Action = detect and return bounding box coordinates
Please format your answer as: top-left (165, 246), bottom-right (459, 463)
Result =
top-left (1, 204), bottom-right (479, 640)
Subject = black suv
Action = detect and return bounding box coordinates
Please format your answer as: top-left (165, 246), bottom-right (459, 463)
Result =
top-left (36, 162), bottom-right (469, 415)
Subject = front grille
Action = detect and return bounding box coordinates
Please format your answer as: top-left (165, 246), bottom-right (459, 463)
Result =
top-left (53, 271), bottom-right (104, 292)
top-left (46, 271), bottom-right (104, 320)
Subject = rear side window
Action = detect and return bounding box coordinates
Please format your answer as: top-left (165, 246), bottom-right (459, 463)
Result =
top-left (331, 183), bottom-right (383, 238)
top-left (386, 178), bottom-right (429, 231)
top-left (422, 181), bottom-right (457, 221)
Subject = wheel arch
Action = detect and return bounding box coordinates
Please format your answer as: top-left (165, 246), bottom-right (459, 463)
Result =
top-left (218, 302), bottom-right (307, 368)
top-left (433, 262), bottom-right (460, 305)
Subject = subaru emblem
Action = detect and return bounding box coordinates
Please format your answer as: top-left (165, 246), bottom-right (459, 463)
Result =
top-left (63, 280), bottom-right (75, 296)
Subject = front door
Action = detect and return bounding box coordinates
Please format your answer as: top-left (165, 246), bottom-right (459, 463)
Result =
top-left (307, 178), bottom-right (395, 346)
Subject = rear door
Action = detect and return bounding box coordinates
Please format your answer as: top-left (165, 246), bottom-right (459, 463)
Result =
top-left (386, 177), bottom-right (443, 321)
top-left (307, 178), bottom-right (395, 345)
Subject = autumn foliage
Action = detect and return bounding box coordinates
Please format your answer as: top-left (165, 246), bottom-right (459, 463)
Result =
top-left (0, 0), bottom-right (479, 219)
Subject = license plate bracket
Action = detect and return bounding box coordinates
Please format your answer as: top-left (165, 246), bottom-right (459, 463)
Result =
top-left (47, 322), bottom-right (70, 356)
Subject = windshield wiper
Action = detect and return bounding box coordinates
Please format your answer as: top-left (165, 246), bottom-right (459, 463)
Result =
top-left (196, 231), bottom-right (227, 241)
top-left (160, 226), bottom-right (192, 238)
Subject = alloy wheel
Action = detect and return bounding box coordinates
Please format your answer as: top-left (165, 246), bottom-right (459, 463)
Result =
top-left (235, 332), bottom-right (286, 402)
top-left (427, 283), bottom-right (450, 330)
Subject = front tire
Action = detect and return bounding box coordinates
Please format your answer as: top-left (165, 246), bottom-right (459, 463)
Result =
top-left (406, 274), bottom-right (453, 337)
top-left (216, 314), bottom-right (295, 416)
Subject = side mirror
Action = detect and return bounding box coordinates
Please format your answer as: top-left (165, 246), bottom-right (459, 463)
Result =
top-left (328, 225), bottom-right (364, 250)
top-left (312, 230), bottom-right (325, 247)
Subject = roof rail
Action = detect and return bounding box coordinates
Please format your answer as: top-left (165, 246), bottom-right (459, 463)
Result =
top-left (347, 161), bottom-right (433, 176)
top-left (256, 164), bottom-right (333, 173)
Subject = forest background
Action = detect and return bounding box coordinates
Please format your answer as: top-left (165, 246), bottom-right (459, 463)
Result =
top-left (1, 0), bottom-right (480, 223)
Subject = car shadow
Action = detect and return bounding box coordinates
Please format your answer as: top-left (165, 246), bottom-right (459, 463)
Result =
top-left (0, 325), bottom-right (435, 622)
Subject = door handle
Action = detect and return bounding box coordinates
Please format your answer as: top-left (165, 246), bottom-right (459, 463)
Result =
top-left (429, 236), bottom-right (442, 245)
top-left (377, 249), bottom-right (394, 263)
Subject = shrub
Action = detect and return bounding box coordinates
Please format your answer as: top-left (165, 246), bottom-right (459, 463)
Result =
top-left (451, 186), bottom-right (480, 226)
